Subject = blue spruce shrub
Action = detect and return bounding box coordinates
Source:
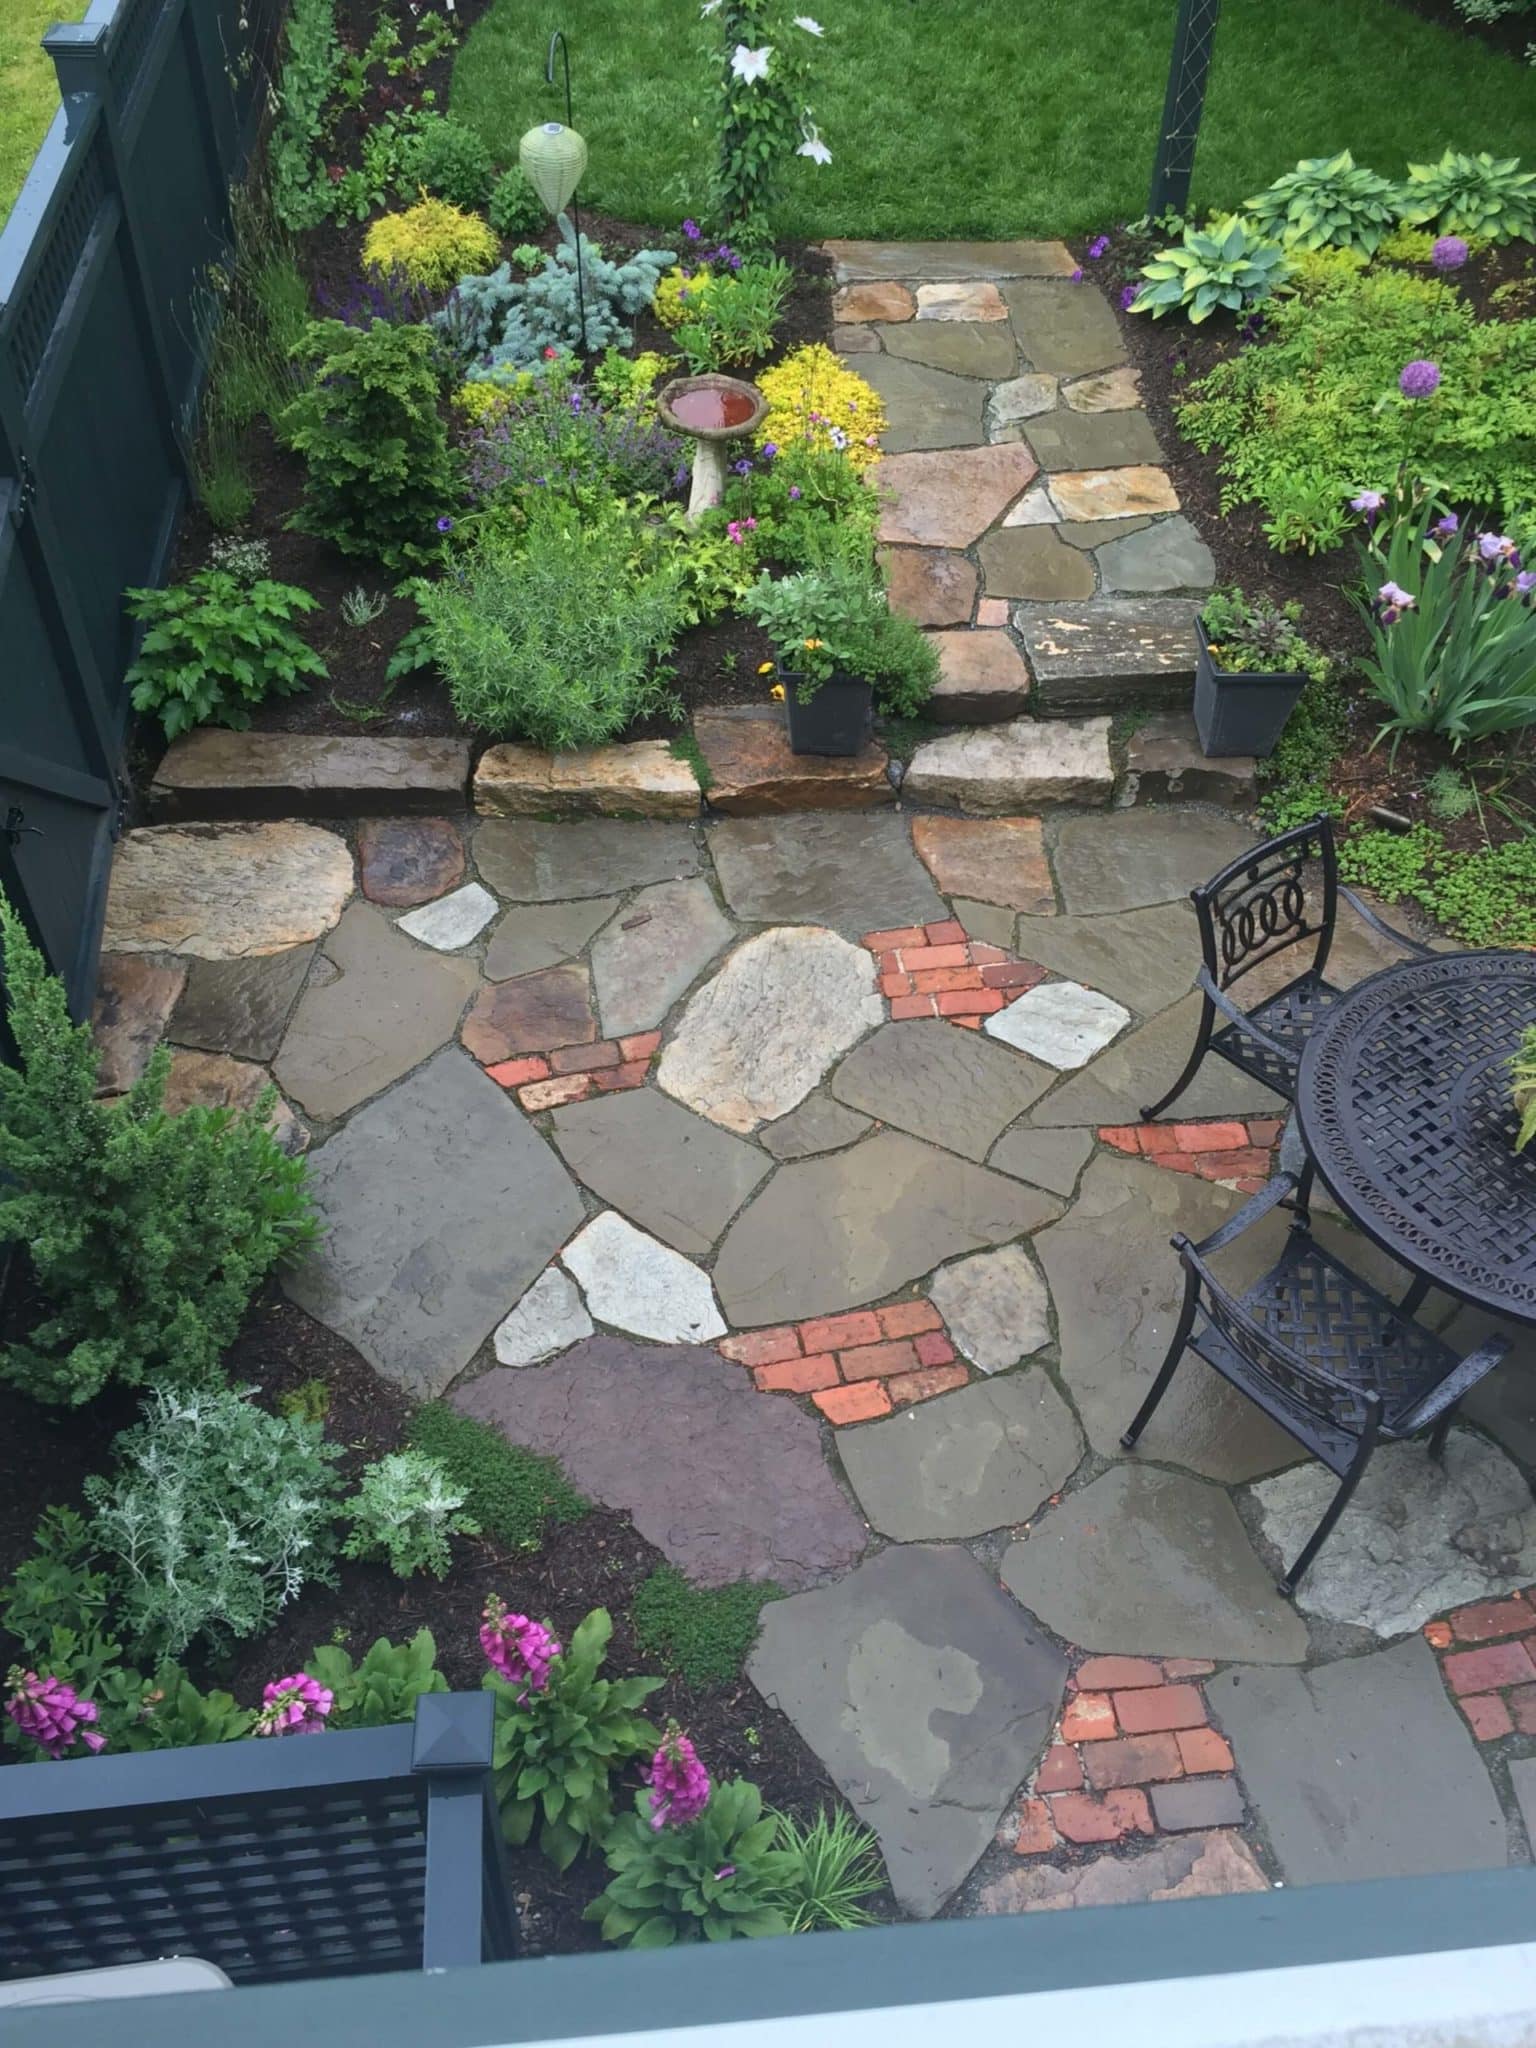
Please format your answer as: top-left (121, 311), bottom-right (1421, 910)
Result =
top-left (443, 218), bottom-right (675, 375)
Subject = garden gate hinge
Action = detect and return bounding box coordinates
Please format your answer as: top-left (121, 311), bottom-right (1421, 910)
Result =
top-left (3, 805), bottom-right (44, 848)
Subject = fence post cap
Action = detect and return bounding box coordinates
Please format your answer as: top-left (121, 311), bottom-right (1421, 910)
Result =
top-left (41, 21), bottom-right (110, 53)
top-left (411, 1691), bottom-right (496, 1775)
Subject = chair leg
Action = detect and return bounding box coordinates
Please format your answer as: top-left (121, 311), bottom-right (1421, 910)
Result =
top-left (1400, 1274), bottom-right (1431, 1316)
top-left (1121, 1265), bottom-right (1199, 1449)
top-left (1140, 992), bottom-right (1215, 1123)
top-left (1279, 1444), bottom-right (1373, 1596)
top-left (1429, 1401), bottom-right (1459, 1462)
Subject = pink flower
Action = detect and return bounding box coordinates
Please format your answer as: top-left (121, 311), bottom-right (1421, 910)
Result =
top-left (5, 1669), bottom-right (105, 1759)
top-left (645, 1723), bottom-right (711, 1830)
top-left (255, 1673), bottom-right (333, 1737)
top-left (481, 1598), bottom-right (560, 1698)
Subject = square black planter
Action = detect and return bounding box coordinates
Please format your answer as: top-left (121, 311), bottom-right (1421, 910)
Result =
top-left (1193, 619), bottom-right (1307, 759)
top-left (779, 670), bottom-right (874, 757)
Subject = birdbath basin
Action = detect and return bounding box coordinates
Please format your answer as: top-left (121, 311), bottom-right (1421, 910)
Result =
top-left (657, 374), bottom-right (768, 526)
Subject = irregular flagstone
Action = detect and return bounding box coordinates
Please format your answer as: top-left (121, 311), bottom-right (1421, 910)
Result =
top-left (881, 320), bottom-right (1017, 379)
top-left (147, 732), bottom-right (470, 821)
top-left (1014, 597), bottom-right (1198, 713)
top-left (713, 1129), bottom-right (1061, 1326)
top-left (474, 818), bottom-right (698, 902)
top-left (1124, 715), bottom-right (1256, 809)
top-left (1005, 901), bottom-right (1196, 1013)
top-left (358, 817), bottom-right (465, 908)
top-left (831, 1019), bottom-right (1054, 1162)
top-left (977, 527), bottom-right (1095, 602)
top-left (1249, 1430), bottom-right (1536, 1638)
top-left (91, 955), bottom-right (187, 1093)
top-left (549, 1091), bottom-right (770, 1258)
top-left (707, 814), bottom-right (944, 937)
top-left (160, 1049), bottom-right (307, 1155)
top-left (103, 822), bottom-right (353, 959)
top-left (1511, 1759), bottom-right (1536, 1848)
top-left (833, 280), bottom-right (914, 322)
top-left (986, 980), bottom-right (1131, 1069)
top-left (911, 815), bottom-right (1054, 914)
top-left (1208, 1639), bottom-right (1509, 1885)
top-left (474, 740), bottom-right (699, 819)
top-left (1003, 279), bottom-right (1125, 375)
top-left (748, 1544), bottom-right (1069, 1918)
top-left (1096, 515), bottom-right (1217, 594)
top-left (915, 279), bottom-right (1006, 321)
top-left (839, 1371), bottom-right (1082, 1540)
top-left (928, 629), bottom-right (1033, 721)
top-left (657, 925), bottom-right (883, 1132)
top-left (987, 1124), bottom-right (1095, 1197)
top-left (396, 882), bottom-right (498, 951)
top-left (904, 719), bottom-right (1114, 811)
top-left (952, 898), bottom-right (1017, 948)
top-left (492, 1267), bottom-right (594, 1366)
top-left (273, 902), bottom-right (480, 1121)
top-left (483, 897), bottom-right (619, 982)
top-left (1022, 409), bottom-right (1162, 473)
top-left (691, 712), bottom-right (892, 815)
top-left (825, 240), bottom-right (1077, 283)
top-left (973, 1830), bottom-right (1267, 1915)
top-left (1032, 1156), bottom-right (1296, 1480)
top-left (562, 1211), bottom-right (725, 1345)
top-left (759, 1091), bottom-right (874, 1161)
top-left (927, 1244), bottom-right (1052, 1373)
top-left (1030, 990), bottom-right (1285, 1126)
top-left (1000, 1465), bottom-right (1309, 1662)
top-left (170, 944), bottom-right (314, 1063)
top-left (860, 352), bottom-right (987, 452)
top-left (1046, 467), bottom-right (1180, 522)
top-left (875, 444), bottom-right (1038, 549)
top-left (986, 373), bottom-right (1060, 439)
top-left (881, 547), bottom-right (978, 628)
top-left (460, 963), bottom-right (596, 1064)
top-left (285, 1048), bottom-right (583, 1394)
top-left (1001, 483), bottom-right (1058, 528)
top-left (1061, 365), bottom-right (1144, 413)
top-left (1053, 810), bottom-right (1257, 915)
top-left (1460, 1313), bottom-right (1536, 1466)
top-left (456, 1335), bottom-right (865, 1588)
top-left (1057, 514), bottom-right (1154, 550)
top-left (833, 322), bottom-right (878, 353)
top-left (590, 878), bottom-right (733, 1039)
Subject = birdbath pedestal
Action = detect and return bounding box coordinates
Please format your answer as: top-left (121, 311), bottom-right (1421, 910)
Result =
top-left (657, 374), bottom-right (768, 527)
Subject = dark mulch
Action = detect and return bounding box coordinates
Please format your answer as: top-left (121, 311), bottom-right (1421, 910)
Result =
top-left (1384, 0), bottom-right (1536, 60)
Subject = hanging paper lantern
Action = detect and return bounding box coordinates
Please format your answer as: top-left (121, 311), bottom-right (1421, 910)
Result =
top-left (518, 121), bottom-right (588, 216)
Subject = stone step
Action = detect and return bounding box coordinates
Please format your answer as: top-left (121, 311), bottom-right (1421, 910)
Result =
top-left (1013, 598), bottom-right (1200, 716)
top-left (692, 709), bottom-right (894, 815)
top-left (474, 740), bottom-right (699, 819)
top-left (903, 718), bottom-right (1114, 811)
top-left (149, 732), bottom-right (472, 820)
top-left (1119, 714), bottom-right (1256, 811)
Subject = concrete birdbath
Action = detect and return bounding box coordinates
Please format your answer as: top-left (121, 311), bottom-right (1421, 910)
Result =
top-left (658, 374), bottom-right (767, 526)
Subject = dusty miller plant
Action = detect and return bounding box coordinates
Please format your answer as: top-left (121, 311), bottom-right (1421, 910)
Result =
top-left (342, 1452), bottom-right (479, 1579)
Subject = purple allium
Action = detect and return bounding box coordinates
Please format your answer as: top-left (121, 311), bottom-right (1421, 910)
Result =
top-left (1433, 513), bottom-right (1460, 539)
top-left (1398, 359), bottom-right (1441, 399)
top-left (1431, 235), bottom-right (1469, 273)
top-left (1120, 283), bottom-right (1137, 310)
top-left (1350, 490), bottom-right (1386, 520)
top-left (645, 1723), bottom-right (711, 1830)
top-left (481, 1598), bottom-right (560, 1699)
top-left (436, 516), bottom-right (455, 533)
top-left (788, 485), bottom-right (802, 500)
top-left (255, 1673), bottom-right (333, 1737)
top-left (5, 1669), bottom-right (106, 1759)
top-left (1069, 266), bottom-right (1084, 283)
top-left (1087, 235), bottom-right (1110, 260)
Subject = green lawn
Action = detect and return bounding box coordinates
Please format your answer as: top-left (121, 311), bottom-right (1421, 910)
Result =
top-left (452, 0), bottom-right (1536, 239)
top-left (0, 0), bottom-right (89, 233)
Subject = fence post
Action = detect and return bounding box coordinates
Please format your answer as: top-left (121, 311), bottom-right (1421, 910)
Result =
top-left (43, 17), bottom-right (196, 471)
top-left (413, 1692), bottom-right (512, 1970)
top-left (1147, 0), bottom-right (1222, 220)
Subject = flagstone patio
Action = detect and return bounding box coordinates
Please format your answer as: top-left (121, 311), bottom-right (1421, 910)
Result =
top-left (97, 801), bottom-right (1536, 1921)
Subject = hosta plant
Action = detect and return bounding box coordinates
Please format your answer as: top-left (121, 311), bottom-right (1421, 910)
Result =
top-left (342, 1452), bottom-right (478, 1579)
top-left (1395, 150), bottom-right (1536, 245)
top-left (306, 1630), bottom-right (448, 1727)
top-left (1245, 150), bottom-right (1400, 257)
top-left (586, 1774), bottom-right (794, 1948)
top-left (1131, 214), bottom-right (1290, 323)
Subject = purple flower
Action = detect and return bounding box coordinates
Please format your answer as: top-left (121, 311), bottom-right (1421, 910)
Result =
top-left (733, 457), bottom-right (753, 474)
top-left (1515, 570), bottom-right (1536, 597)
top-left (1431, 235), bottom-right (1469, 272)
top-left (1119, 283), bottom-right (1137, 310)
top-left (761, 441), bottom-right (778, 459)
top-left (1350, 490), bottom-right (1386, 520)
top-left (1398, 359), bottom-right (1441, 399)
top-left (255, 1673), bottom-right (333, 1738)
top-left (5, 1669), bottom-right (106, 1758)
top-left (1087, 235), bottom-right (1110, 260)
top-left (1434, 513), bottom-right (1460, 539)
top-left (645, 1723), bottom-right (710, 1830)
top-left (1478, 532), bottom-right (1518, 562)
top-left (480, 1598), bottom-right (561, 1699)
top-left (436, 515), bottom-right (455, 532)
top-left (788, 485), bottom-right (801, 500)
top-left (1376, 579), bottom-right (1417, 626)
top-left (682, 218), bottom-right (701, 240)
top-left (1069, 266), bottom-right (1084, 283)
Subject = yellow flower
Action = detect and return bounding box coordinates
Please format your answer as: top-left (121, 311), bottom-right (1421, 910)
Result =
top-left (803, 637), bottom-right (823, 649)
top-left (757, 660), bottom-right (776, 674)
top-left (769, 683), bottom-right (785, 701)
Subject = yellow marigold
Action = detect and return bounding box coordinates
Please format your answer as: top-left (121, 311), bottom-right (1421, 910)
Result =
top-left (362, 198), bottom-right (498, 293)
top-left (754, 344), bottom-right (886, 473)
top-left (654, 266), bottom-right (715, 331)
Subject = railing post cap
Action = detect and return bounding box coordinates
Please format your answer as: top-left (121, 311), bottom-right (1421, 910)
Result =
top-left (42, 21), bottom-right (111, 54)
top-left (412, 1690), bottom-right (496, 1775)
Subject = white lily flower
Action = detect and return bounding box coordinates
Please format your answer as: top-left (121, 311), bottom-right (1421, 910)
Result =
top-left (731, 43), bottom-right (772, 81)
top-left (797, 136), bottom-right (832, 164)
top-left (793, 14), bottom-right (825, 32)
top-left (700, 0), bottom-right (721, 12)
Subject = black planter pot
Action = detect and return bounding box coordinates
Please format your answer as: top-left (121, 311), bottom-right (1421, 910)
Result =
top-left (780, 669), bottom-right (874, 757)
top-left (1193, 619), bottom-right (1307, 760)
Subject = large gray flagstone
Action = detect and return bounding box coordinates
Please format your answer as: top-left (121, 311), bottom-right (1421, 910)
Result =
top-left (1032, 1155), bottom-right (1296, 1481)
top-left (987, 1123), bottom-right (1095, 1197)
top-left (1096, 513), bottom-right (1216, 593)
top-left (748, 1545), bottom-right (1069, 1916)
top-left (483, 897), bottom-right (619, 981)
top-left (760, 1091), bottom-right (874, 1161)
top-left (707, 814), bottom-right (944, 939)
top-left (284, 1048), bottom-right (584, 1396)
top-left (830, 1019), bottom-right (1054, 1162)
top-left (1052, 810), bottom-right (1257, 915)
top-left (1022, 408), bottom-right (1163, 473)
top-left (1000, 1464), bottom-right (1309, 1662)
top-left (474, 818), bottom-right (699, 901)
top-left (839, 1372), bottom-right (1083, 1540)
top-left (928, 1243), bottom-right (1051, 1372)
top-left (590, 878), bottom-right (733, 1038)
top-left (858, 351), bottom-right (987, 452)
top-left (1249, 1430), bottom-right (1536, 1637)
top-left (713, 1130), bottom-right (1061, 1327)
top-left (1010, 900), bottom-right (1197, 1017)
top-left (1002, 279), bottom-right (1125, 375)
top-left (548, 1090), bottom-right (770, 1258)
top-left (170, 944), bottom-right (314, 1063)
top-left (1029, 991), bottom-right (1286, 1127)
top-left (881, 319), bottom-right (1017, 379)
top-left (1208, 1638), bottom-right (1510, 1885)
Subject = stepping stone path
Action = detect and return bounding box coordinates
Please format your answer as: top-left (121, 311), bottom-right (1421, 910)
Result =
top-left (561, 1211), bottom-right (725, 1346)
top-left (396, 881), bottom-right (497, 951)
top-left (92, 955), bottom-right (187, 1092)
top-left (102, 821), bottom-right (353, 958)
top-left (358, 817), bottom-right (465, 908)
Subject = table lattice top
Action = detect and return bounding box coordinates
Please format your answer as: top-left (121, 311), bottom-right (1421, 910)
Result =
top-left (1296, 952), bottom-right (1536, 1326)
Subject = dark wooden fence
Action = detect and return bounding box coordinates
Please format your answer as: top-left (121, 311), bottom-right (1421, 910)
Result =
top-left (0, 0), bottom-right (284, 1020)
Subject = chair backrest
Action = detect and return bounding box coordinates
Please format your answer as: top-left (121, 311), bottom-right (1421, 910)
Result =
top-left (1192, 815), bottom-right (1339, 993)
top-left (1180, 1237), bottom-right (1376, 1440)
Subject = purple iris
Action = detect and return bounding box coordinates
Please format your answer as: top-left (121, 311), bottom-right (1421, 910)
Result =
top-left (1433, 514), bottom-right (1460, 539)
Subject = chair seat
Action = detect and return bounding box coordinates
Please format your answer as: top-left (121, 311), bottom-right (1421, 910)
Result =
top-left (1209, 973), bottom-right (1343, 1094)
top-left (1190, 1231), bottom-right (1460, 1476)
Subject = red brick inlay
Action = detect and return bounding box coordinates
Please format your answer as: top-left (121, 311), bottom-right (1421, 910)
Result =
top-left (1098, 1118), bottom-right (1284, 1194)
top-left (861, 922), bottom-right (1047, 1027)
top-left (717, 1298), bottom-right (964, 1422)
top-left (484, 1028), bottom-right (662, 1109)
top-left (1425, 1590), bottom-right (1536, 1739)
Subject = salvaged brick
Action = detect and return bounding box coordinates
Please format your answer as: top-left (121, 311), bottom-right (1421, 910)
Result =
top-left (877, 1300), bottom-right (944, 1339)
top-left (1049, 1788), bottom-right (1154, 1845)
top-left (1176, 1727), bottom-right (1235, 1775)
top-left (1081, 1732), bottom-right (1184, 1791)
top-left (1076, 1656), bottom-right (1164, 1691)
top-left (1008, 1797), bottom-right (1059, 1856)
top-left (838, 1339), bottom-right (920, 1381)
top-left (1060, 1692), bottom-right (1116, 1743)
top-left (888, 1364), bottom-right (969, 1405)
top-left (550, 1041), bottom-right (621, 1074)
top-left (1448, 1596), bottom-right (1536, 1644)
top-left (518, 1074), bottom-right (593, 1111)
top-left (812, 1381), bottom-right (892, 1425)
top-left (754, 1355), bottom-right (840, 1395)
top-left (1114, 1684), bottom-right (1208, 1735)
top-left (1443, 1641), bottom-right (1536, 1696)
top-left (1458, 1693), bottom-right (1514, 1741)
top-left (719, 1328), bottom-right (802, 1368)
top-left (1036, 1743), bottom-right (1084, 1794)
top-left (799, 1310), bottom-right (882, 1353)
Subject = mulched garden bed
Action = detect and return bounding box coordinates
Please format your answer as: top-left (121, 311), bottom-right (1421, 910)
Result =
top-left (1386, 0), bottom-right (1536, 61)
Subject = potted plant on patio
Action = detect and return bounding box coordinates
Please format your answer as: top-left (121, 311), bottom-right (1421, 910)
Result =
top-left (742, 557), bottom-right (936, 755)
top-left (1194, 586), bottom-right (1329, 758)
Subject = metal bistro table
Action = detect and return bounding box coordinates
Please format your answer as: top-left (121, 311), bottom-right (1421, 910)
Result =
top-left (1295, 951), bottom-right (1536, 1328)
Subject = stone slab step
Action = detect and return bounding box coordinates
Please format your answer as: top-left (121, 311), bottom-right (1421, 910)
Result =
top-left (904, 718), bottom-right (1114, 811)
top-left (1013, 599), bottom-right (1200, 716)
top-left (824, 239), bottom-right (1077, 283)
top-left (928, 629), bottom-right (1032, 723)
top-left (475, 740), bottom-right (699, 819)
top-left (150, 732), bottom-right (472, 820)
top-left (692, 709), bottom-right (893, 815)
top-left (1120, 714), bottom-right (1256, 811)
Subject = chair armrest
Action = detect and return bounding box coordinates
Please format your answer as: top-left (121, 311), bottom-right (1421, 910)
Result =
top-left (1191, 1171), bottom-right (1298, 1257)
top-left (1338, 885), bottom-right (1436, 958)
top-left (1195, 966), bottom-right (1294, 1060)
top-left (1394, 1337), bottom-right (1512, 1434)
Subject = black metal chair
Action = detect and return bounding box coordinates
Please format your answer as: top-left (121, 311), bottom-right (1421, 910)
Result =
top-left (1142, 814), bottom-right (1434, 1122)
top-left (1120, 1173), bottom-right (1511, 1595)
